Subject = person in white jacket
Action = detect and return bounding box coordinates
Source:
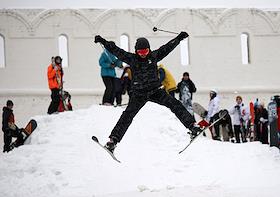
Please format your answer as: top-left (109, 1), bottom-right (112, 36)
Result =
top-left (229, 96), bottom-right (250, 143)
top-left (205, 89), bottom-right (220, 140)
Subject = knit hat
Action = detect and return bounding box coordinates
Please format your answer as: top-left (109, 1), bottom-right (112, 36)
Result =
top-left (6, 100), bottom-right (13, 107)
top-left (135, 37), bottom-right (150, 50)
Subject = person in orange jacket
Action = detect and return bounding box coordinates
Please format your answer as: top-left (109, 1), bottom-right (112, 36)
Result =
top-left (47, 56), bottom-right (63, 114)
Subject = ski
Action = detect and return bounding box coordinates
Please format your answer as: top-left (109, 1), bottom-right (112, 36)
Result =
top-left (91, 136), bottom-right (121, 163)
top-left (114, 103), bottom-right (128, 107)
top-left (179, 110), bottom-right (228, 154)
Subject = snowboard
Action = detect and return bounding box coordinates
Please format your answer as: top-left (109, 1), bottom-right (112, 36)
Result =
top-left (192, 102), bottom-right (215, 139)
top-left (91, 136), bottom-right (121, 163)
top-left (192, 102), bottom-right (207, 118)
top-left (179, 110), bottom-right (228, 154)
top-left (10, 119), bottom-right (37, 149)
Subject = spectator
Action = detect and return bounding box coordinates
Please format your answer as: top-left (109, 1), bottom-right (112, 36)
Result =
top-left (217, 109), bottom-right (234, 142)
top-left (158, 64), bottom-right (177, 97)
top-left (255, 102), bottom-right (269, 144)
top-left (229, 96), bottom-right (250, 143)
top-left (2, 100), bottom-right (24, 152)
top-left (113, 66), bottom-right (124, 106)
top-left (47, 56), bottom-right (63, 114)
top-left (99, 49), bottom-right (122, 105)
top-left (121, 66), bottom-right (132, 98)
top-left (176, 72), bottom-right (197, 115)
top-left (205, 89), bottom-right (221, 140)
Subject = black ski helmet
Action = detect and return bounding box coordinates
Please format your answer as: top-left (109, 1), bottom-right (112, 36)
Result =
top-left (54, 56), bottom-right (62, 64)
top-left (135, 37), bottom-right (150, 50)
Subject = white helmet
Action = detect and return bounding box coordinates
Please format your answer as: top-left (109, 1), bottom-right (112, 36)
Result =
top-left (210, 89), bottom-right (218, 94)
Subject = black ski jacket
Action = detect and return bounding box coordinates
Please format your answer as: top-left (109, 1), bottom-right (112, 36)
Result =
top-left (101, 36), bottom-right (181, 94)
top-left (2, 107), bottom-right (13, 132)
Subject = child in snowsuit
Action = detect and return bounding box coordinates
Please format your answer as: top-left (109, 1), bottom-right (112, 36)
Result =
top-left (2, 100), bottom-right (24, 152)
top-left (94, 32), bottom-right (202, 153)
top-left (121, 66), bottom-right (132, 97)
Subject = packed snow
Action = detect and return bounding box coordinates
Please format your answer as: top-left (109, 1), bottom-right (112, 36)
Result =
top-left (0, 102), bottom-right (279, 197)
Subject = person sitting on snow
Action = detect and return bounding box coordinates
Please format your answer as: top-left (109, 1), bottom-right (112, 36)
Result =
top-left (2, 100), bottom-right (24, 152)
top-left (94, 32), bottom-right (203, 153)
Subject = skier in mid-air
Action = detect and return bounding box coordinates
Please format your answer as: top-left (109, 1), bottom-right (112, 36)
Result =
top-left (94, 32), bottom-right (202, 153)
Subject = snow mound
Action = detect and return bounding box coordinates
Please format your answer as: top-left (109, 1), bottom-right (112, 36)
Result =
top-left (0, 102), bottom-right (279, 197)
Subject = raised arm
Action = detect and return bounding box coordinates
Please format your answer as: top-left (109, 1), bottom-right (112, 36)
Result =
top-left (95, 35), bottom-right (133, 65)
top-left (153, 32), bottom-right (188, 62)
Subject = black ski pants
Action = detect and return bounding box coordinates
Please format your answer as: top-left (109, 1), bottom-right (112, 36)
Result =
top-left (113, 78), bottom-right (122, 105)
top-left (48, 88), bottom-right (60, 114)
top-left (109, 88), bottom-right (196, 142)
top-left (233, 125), bottom-right (247, 143)
top-left (102, 76), bottom-right (115, 105)
top-left (3, 128), bottom-right (24, 152)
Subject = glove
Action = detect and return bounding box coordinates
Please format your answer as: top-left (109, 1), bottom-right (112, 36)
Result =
top-left (177, 31), bottom-right (189, 41)
top-left (94, 35), bottom-right (106, 44)
top-left (8, 122), bottom-right (16, 130)
top-left (260, 117), bottom-right (267, 123)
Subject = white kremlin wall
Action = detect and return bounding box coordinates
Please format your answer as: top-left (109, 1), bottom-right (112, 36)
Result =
top-left (0, 8), bottom-right (280, 127)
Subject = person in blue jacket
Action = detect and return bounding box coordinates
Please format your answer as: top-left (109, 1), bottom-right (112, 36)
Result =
top-left (99, 49), bottom-right (122, 105)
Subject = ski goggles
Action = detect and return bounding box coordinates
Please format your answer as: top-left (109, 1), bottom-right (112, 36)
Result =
top-left (136, 48), bottom-right (149, 56)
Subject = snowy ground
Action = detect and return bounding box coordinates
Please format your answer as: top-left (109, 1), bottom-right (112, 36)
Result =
top-left (0, 102), bottom-right (279, 197)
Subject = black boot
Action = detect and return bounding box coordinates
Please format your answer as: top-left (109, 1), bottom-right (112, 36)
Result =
top-left (104, 138), bottom-right (117, 154)
top-left (188, 124), bottom-right (203, 140)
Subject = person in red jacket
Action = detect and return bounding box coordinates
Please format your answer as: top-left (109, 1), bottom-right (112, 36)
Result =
top-left (47, 56), bottom-right (63, 114)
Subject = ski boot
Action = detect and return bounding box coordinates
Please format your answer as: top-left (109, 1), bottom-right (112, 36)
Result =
top-left (104, 137), bottom-right (117, 154)
top-left (188, 123), bottom-right (203, 140)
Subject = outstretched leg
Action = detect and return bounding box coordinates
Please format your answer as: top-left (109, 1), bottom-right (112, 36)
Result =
top-left (109, 93), bottom-right (147, 143)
